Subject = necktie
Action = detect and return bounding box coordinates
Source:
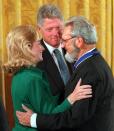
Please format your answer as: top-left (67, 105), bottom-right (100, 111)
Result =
top-left (54, 49), bottom-right (70, 85)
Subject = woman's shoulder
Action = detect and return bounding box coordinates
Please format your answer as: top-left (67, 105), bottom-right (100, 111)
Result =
top-left (13, 66), bottom-right (45, 79)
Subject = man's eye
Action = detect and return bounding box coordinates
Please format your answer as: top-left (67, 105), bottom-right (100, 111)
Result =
top-left (46, 28), bottom-right (52, 32)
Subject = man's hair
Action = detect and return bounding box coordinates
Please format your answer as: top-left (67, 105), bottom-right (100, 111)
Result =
top-left (37, 4), bottom-right (63, 26)
top-left (65, 16), bottom-right (97, 44)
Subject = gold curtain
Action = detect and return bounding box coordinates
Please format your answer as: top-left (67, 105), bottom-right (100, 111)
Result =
top-left (0, 0), bottom-right (114, 105)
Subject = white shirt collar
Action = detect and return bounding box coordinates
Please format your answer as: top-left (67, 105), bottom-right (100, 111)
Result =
top-left (43, 40), bottom-right (63, 55)
top-left (78, 48), bottom-right (96, 60)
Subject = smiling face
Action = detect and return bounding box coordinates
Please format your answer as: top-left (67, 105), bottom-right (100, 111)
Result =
top-left (6, 25), bottom-right (45, 68)
top-left (38, 18), bottom-right (63, 48)
top-left (31, 41), bottom-right (45, 62)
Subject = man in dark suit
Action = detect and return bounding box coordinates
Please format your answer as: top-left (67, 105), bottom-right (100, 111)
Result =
top-left (16, 16), bottom-right (114, 131)
top-left (36, 4), bottom-right (72, 98)
top-left (0, 98), bottom-right (9, 131)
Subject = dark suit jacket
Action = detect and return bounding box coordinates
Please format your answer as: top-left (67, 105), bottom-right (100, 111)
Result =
top-left (0, 98), bottom-right (9, 131)
top-left (37, 39), bottom-right (72, 97)
top-left (37, 49), bottom-right (114, 131)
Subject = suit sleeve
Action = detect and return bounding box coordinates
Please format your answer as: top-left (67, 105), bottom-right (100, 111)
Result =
top-left (36, 72), bottom-right (104, 130)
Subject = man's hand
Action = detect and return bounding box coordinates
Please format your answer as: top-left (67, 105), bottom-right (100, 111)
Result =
top-left (16, 104), bottom-right (33, 127)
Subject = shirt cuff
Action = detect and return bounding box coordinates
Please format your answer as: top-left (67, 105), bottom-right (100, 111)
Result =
top-left (30, 113), bottom-right (37, 128)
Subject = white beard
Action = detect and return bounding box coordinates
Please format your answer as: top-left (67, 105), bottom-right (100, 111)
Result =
top-left (65, 41), bottom-right (80, 63)
top-left (65, 52), bottom-right (76, 63)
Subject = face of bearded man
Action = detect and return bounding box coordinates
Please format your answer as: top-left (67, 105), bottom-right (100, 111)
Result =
top-left (65, 39), bottom-right (80, 63)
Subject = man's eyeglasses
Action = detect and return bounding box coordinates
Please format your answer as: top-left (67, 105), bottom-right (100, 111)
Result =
top-left (61, 36), bottom-right (76, 44)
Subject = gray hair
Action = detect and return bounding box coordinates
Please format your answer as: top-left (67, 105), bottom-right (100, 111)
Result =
top-left (37, 4), bottom-right (63, 26)
top-left (65, 16), bottom-right (97, 44)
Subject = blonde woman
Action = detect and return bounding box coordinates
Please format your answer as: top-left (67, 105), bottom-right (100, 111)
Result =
top-left (4, 25), bottom-right (92, 131)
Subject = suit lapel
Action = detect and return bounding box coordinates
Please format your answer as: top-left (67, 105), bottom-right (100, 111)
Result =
top-left (40, 40), bottom-right (65, 95)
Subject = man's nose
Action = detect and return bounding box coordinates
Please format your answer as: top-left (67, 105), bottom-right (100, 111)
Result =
top-left (52, 28), bottom-right (60, 35)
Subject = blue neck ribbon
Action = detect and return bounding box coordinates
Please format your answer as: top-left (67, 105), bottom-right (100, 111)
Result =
top-left (74, 48), bottom-right (100, 69)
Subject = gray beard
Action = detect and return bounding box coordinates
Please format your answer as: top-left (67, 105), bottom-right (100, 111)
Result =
top-left (65, 41), bottom-right (80, 63)
top-left (65, 52), bottom-right (76, 63)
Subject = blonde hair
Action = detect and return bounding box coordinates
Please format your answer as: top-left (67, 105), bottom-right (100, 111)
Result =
top-left (4, 25), bottom-right (39, 73)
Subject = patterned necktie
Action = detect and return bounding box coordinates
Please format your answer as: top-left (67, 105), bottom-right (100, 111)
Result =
top-left (54, 49), bottom-right (70, 85)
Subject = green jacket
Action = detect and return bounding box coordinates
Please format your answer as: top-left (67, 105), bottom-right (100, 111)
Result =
top-left (12, 67), bottom-right (71, 131)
